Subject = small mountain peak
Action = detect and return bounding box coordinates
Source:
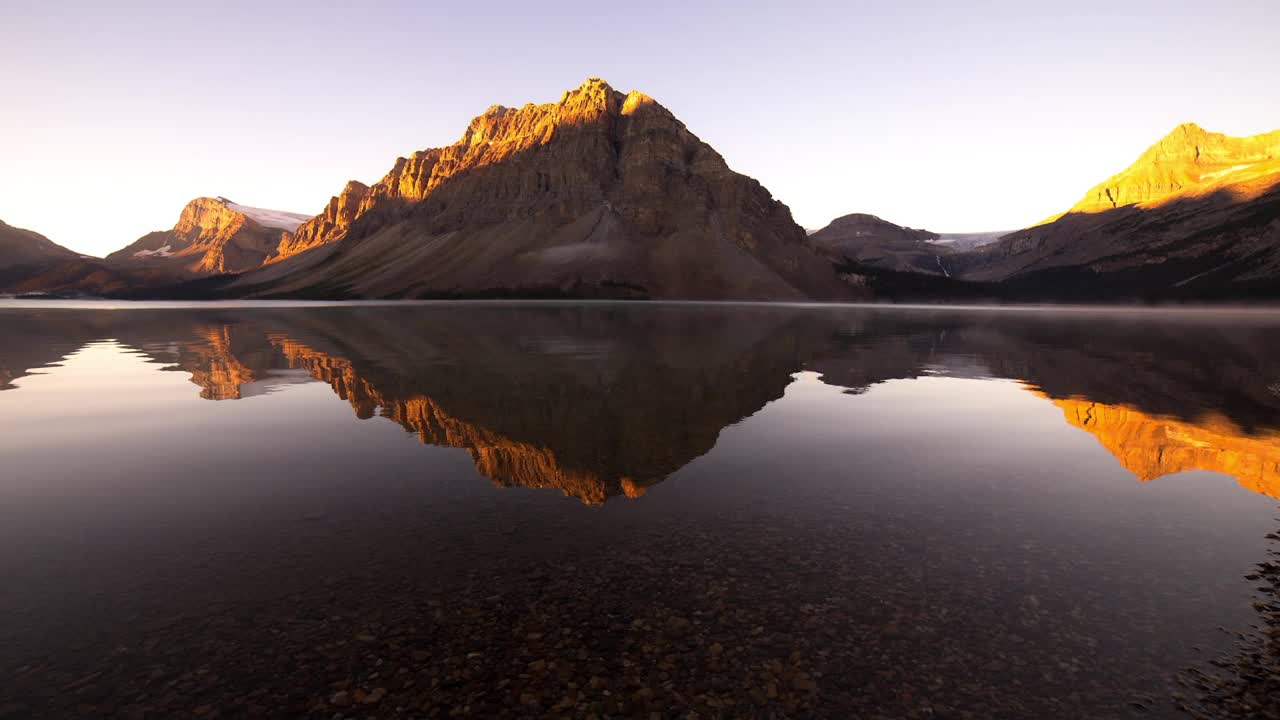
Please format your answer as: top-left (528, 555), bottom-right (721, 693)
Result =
top-left (181, 197), bottom-right (227, 214)
top-left (579, 77), bottom-right (612, 91)
top-left (834, 213), bottom-right (886, 224)
top-left (559, 77), bottom-right (620, 106)
top-left (1160, 122), bottom-right (1214, 144)
top-left (621, 90), bottom-right (658, 116)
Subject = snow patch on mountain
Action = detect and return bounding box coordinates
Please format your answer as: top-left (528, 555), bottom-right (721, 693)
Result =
top-left (217, 197), bottom-right (310, 232)
top-left (930, 231), bottom-right (1010, 251)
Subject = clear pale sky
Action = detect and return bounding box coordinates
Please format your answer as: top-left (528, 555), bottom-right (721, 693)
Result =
top-left (2, 0), bottom-right (1277, 256)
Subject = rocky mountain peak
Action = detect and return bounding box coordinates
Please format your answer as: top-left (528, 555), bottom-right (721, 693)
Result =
top-left (274, 77), bottom-right (699, 259)
top-left (239, 77), bottom-right (849, 300)
top-left (172, 197), bottom-right (246, 236)
top-left (108, 196), bottom-right (306, 274)
top-left (1068, 124), bottom-right (1280, 214)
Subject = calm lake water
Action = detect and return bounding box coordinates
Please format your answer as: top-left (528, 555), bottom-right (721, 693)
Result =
top-left (1, 301), bottom-right (1278, 719)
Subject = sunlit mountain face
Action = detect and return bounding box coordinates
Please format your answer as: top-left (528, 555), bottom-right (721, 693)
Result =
top-left (2, 303), bottom-right (1279, 719)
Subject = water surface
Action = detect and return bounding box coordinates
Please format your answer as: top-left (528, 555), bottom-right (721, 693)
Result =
top-left (1, 302), bottom-right (1278, 718)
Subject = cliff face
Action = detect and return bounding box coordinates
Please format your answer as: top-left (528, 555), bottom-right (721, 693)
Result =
top-left (108, 197), bottom-right (308, 275)
top-left (235, 78), bottom-right (851, 301)
top-left (954, 124), bottom-right (1280, 294)
top-left (276, 181), bottom-right (370, 259)
top-left (808, 213), bottom-right (946, 274)
top-left (1053, 398), bottom-right (1280, 499)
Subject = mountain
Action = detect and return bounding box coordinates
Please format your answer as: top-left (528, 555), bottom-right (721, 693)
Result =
top-left (954, 123), bottom-right (1280, 296)
top-left (0, 220), bottom-right (130, 296)
top-left (0, 219), bottom-right (80, 270)
top-left (221, 78), bottom-right (851, 301)
top-left (808, 213), bottom-right (948, 275)
top-left (0, 219), bottom-right (79, 271)
top-left (1066, 123), bottom-right (1280, 215)
top-left (107, 196), bottom-right (309, 275)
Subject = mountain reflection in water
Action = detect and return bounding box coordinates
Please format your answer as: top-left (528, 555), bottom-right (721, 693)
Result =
top-left (2, 304), bottom-right (1277, 502)
top-left (2, 302), bottom-right (1280, 719)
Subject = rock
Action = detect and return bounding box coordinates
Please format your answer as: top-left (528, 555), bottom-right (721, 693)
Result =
top-left (665, 617), bottom-right (692, 637)
top-left (329, 691), bottom-right (351, 707)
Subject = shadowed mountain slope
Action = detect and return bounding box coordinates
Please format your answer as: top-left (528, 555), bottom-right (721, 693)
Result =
top-left (0, 220), bottom-right (80, 271)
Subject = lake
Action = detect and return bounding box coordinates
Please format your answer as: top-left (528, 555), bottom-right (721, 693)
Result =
top-left (0, 301), bottom-right (1277, 719)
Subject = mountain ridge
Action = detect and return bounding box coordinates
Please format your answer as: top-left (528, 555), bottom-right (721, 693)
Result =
top-left (8, 109), bottom-right (1280, 301)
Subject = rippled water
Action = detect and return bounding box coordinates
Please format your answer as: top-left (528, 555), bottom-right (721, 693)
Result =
top-left (1, 301), bottom-right (1277, 719)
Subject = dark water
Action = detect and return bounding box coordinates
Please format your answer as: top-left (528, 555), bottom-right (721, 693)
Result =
top-left (1, 301), bottom-right (1278, 719)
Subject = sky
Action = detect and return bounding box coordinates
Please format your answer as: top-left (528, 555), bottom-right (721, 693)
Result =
top-left (1, 0), bottom-right (1277, 256)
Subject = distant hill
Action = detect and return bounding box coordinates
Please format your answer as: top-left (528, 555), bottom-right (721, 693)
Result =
top-left (0, 219), bottom-right (79, 271)
top-left (809, 213), bottom-right (947, 275)
top-left (0, 220), bottom-right (96, 295)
